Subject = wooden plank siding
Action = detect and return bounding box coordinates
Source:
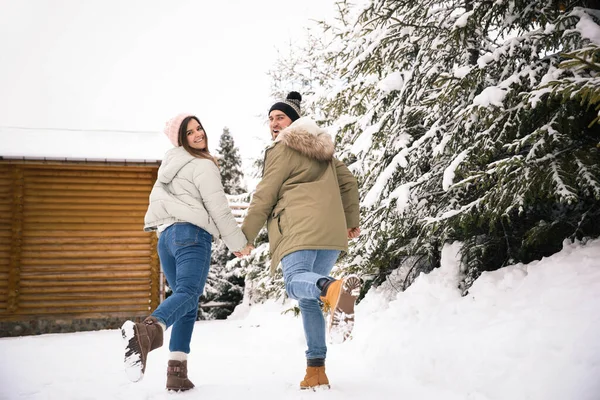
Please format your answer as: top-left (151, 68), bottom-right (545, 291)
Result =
top-left (0, 162), bottom-right (160, 321)
top-left (0, 165), bottom-right (11, 313)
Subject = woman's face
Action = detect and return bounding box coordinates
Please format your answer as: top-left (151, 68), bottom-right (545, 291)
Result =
top-left (185, 119), bottom-right (206, 150)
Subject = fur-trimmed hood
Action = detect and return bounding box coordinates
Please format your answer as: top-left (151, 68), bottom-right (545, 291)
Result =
top-left (274, 117), bottom-right (334, 161)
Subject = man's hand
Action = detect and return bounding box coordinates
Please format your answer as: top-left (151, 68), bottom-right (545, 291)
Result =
top-left (234, 244), bottom-right (255, 258)
top-left (347, 227), bottom-right (361, 239)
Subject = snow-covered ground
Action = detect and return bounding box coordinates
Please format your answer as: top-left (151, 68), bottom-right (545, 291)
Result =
top-left (1, 239), bottom-right (599, 400)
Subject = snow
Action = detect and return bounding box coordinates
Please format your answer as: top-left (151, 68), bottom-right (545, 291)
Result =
top-left (477, 52), bottom-right (495, 68)
top-left (453, 10), bottom-right (474, 28)
top-left (0, 126), bottom-right (171, 162)
top-left (423, 198), bottom-right (484, 224)
top-left (350, 122), bottom-right (380, 155)
top-left (529, 66), bottom-right (562, 108)
top-left (1, 238), bottom-right (599, 400)
top-left (473, 87), bottom-right (507, 107)
top-left (433, 131), bottom-right (451, 156)
top-left (574, 10), bottom-right (600, 45)
top-left (362, 149), bottom-right (408, 207)
top-left (453, 65), bottom-right (473, 79)
top-left (388, 183), bottom-right (412, 215)
top-left (443, 149), bottom-right (469, 190)
top-left (551, 161), bottom-right (577, 203)
top-left (377, 71), bottom-right (404, 93)
top-left (544, 23), bottom-right (556, 35)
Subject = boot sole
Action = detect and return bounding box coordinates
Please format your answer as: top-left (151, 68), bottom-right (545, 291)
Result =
top-left (328, 275), bottom-right (362, 344)
top-left (301, 384), bottom-right (331, 391)
top-left (167, 387), bottom-right (194, 392)
top-left (121, 320), bottom-right (145, 382)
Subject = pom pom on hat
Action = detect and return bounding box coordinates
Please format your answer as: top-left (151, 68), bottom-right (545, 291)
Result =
top-left (269, 92), bottom-right (302, 121)
top-left (286, 91), bottom-right (302, 109)
top-left (164, 113), bottom-right (192, 147)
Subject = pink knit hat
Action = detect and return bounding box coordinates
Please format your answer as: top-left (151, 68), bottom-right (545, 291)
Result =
top-left (163, 113), bottom-right (192, 147)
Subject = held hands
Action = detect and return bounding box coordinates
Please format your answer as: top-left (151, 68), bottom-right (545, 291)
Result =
top-left (234, 244), bottom-right (255, 258)
top-left (347, 227), bottom-right (361, 239)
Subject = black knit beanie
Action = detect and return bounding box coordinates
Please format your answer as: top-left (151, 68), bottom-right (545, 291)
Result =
top-left (268, 91), bottom-right (302, 122)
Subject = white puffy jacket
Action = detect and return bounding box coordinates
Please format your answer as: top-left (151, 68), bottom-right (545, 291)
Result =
top-left (144, 146), bottom-right (247, 252)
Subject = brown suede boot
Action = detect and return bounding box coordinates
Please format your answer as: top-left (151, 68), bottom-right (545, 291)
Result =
top-left (320, 275), bottom-right (362, 343)
top-left (300, 366), bottom-right (330, 390)
top-left (166, 360), bottom-right (195, 392)
top-left (121, 316), bottom-right (164, 382)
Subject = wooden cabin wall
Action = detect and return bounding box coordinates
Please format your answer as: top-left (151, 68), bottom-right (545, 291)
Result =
top-left (0, 161), bottom-right (160, 336)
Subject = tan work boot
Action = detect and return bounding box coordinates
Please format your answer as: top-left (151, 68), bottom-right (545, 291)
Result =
top-left (121, 316), bottom-right (164, 382)
top-left (166, 360), bottom-right (195, 392)
top-left (320, 275), bottom-right (362, 343)
top-left (300, 366), bottom-right (330, 390)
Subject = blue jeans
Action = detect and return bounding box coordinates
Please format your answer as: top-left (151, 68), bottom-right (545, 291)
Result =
top-left (152, 223), bottom-right (212, 354)
top-left (281, 249), bottom-right (341, 360)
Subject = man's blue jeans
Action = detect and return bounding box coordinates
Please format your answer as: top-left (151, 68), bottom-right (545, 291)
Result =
top-left (152, 223), bottom-right (212, 354)
top-left (281, 249), bottom-right (341, 360)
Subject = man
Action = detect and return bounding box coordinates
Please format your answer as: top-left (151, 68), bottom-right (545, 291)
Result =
top-left (238, 91), bottom-right (361, 390)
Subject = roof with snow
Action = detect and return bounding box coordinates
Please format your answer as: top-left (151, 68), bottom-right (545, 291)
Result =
top-left (0, 127), bottom-right (172, 163)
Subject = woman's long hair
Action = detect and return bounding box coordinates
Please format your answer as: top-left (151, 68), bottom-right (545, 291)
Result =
top-left (178, 116), bottom-right (218, 167)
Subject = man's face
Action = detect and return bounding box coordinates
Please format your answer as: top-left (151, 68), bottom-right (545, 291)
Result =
top-left (269, 110), bottom-right (293, 140)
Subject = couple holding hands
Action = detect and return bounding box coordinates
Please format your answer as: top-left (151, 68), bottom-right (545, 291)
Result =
top-left (121, 92), bottom-right (361, 392)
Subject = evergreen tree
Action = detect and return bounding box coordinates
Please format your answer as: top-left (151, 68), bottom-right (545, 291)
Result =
top-left (217, 127), bottom-right (245, 195)
top-left (199, 127), bottom-right (248, 319)
top-left (267, 0), bottom-right (600, 295)
top-left (267, 28), bottom-right (339, 119)
top-left (199, 245), bottom-right (245, 320)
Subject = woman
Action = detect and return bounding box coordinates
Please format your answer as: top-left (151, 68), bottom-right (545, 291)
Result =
top-left (121, 113), bottom-right (249, 392)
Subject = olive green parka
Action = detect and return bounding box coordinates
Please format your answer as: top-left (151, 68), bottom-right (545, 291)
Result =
top-left (241, 117), bottom-right (360, 274)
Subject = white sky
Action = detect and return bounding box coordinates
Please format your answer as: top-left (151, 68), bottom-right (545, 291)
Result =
top-left (1, 239), bottom-right (599, 399)
top-left (0, 0), bottom-right (336, 165)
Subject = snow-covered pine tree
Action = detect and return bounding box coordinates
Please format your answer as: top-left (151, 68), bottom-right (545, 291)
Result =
top-left (199, 127), bottom-right (247, 319)
top-left (217, 127), bottom-right (245, 195)
top-left (267, 28), bottom-right (339, 119)
top-left (199, 248), bottom-right (245, 320)
top-left (273, 0), bottom-right (600, 294)
top-left (431, 1), bottom-right (600, 290)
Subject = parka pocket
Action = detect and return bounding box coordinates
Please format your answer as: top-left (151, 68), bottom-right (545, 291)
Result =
top-left (267, 209), bottom-right (284, 252)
